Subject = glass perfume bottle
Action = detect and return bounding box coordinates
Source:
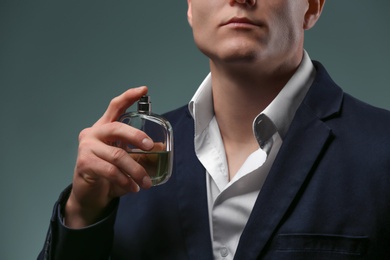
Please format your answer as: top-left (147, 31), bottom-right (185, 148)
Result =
top-left (116, 95), bottom-right (173, 186)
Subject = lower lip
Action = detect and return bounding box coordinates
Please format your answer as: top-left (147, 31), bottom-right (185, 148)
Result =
top-left (225, 22), bottom-right (258, 29)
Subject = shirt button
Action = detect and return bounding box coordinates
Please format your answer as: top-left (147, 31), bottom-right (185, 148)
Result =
top-left (220, 246), bottom-right (229, 257)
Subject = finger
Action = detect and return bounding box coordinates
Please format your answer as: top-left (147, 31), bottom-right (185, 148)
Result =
top-left (95, 86), bottom-right (148, 126)
top-left (91, 121), bottom-right (155, 151)
top-left (75, 150), bottom-right (141, 195)
top-left (91, 141), bottom-right (153, 189)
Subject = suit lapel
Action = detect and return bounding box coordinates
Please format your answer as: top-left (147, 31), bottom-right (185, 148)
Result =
top-left (235, 105), bottom-right (333, 259)
top-left (173, 109), bottom-right (214, 260)
top-left (234, 61), bottom-right (344, 259)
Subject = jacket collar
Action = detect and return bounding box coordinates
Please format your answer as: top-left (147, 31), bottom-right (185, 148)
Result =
top-left (303, 61), bottom-right (344, 120)
top-left (235, 61), bottom-right (344, 259)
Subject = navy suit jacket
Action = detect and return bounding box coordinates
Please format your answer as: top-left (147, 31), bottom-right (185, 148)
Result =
top-left (39, 62), bottom-right (390, 259)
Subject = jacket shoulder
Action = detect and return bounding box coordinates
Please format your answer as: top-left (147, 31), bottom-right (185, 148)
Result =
top-left (162, 105), bottom-right (193, 127)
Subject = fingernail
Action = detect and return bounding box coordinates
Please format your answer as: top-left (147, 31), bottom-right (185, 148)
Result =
top-left (142, 138), bottom-right (154, 150)
top-left (133, 183), bottom-right (140, 193)
top-left (142, 176), bottom-right (152, 188)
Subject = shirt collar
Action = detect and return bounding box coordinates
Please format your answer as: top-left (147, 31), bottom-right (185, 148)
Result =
top-left (188, 72), bottom-right (213, 135)
top-left (261, 50), bottom-right (316, 139)
top-left (189, 50), bottom-right (316, 143)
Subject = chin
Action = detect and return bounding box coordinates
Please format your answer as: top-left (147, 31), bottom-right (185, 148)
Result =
top-left (201, 47), bottom-right (258, 64)
top-left (216, 49), bottom-right (261, 65)
top-left (211, 39), bottom-right (265, 60)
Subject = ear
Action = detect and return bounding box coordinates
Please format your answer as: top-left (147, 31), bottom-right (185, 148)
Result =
top-left (187, 0), bottom-right (193, 27)
top-left (304, 0), bottom-right (325, 30)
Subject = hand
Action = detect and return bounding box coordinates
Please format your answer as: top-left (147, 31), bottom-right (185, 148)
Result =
top-left (65, 86), bottom-right (154, 228)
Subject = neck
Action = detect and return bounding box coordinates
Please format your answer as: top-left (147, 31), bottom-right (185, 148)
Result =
top-left (210, 58), bottom-right (301, 179)
top-left (210, 59), bottom-right (300, 143)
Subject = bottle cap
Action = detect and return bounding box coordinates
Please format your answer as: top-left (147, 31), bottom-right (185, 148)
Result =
top-left (138, 95), bottom-right (151, 113)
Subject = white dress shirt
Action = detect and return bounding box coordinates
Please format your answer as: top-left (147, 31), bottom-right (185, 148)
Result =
top-left (188, 51), bottom-right (316, 259)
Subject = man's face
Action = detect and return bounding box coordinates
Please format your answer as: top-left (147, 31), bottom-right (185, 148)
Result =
top-left (187, 0), bottom-right (319, 69)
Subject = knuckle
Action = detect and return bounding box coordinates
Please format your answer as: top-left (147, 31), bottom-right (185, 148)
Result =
top-left (111, 147), bottom-right (127, 163)
top-left (78, 127), bottom-right (91, 141)
top-left (78, 138), bottom-right (94, 154)
top-left (109, 96), bottom-right (121, 110)
top-left (105, 164), bottom-right (118, 179)
top-left (75, 153), bottom-right (91, 173)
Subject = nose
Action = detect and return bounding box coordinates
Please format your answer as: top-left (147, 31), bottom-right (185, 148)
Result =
top-left (230, 0), bottom-right (256, 7)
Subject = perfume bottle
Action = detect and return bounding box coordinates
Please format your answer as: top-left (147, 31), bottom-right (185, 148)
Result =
top-left (116, 95), bottom-right (173, 186)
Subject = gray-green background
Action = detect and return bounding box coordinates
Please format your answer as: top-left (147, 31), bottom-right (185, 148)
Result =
top-left (1, 1), bottom-right (389, 259)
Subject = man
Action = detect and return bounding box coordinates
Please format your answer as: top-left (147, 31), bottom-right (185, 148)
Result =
top-left (38, 0), bottom-right (390, 259)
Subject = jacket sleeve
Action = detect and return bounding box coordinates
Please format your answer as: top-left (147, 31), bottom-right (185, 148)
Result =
top-left (37, 185), bottom-right (119, 260)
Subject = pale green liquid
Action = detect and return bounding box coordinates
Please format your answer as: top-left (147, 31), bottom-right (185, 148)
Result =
top-left (128, 151), bottom-right (171, 185)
